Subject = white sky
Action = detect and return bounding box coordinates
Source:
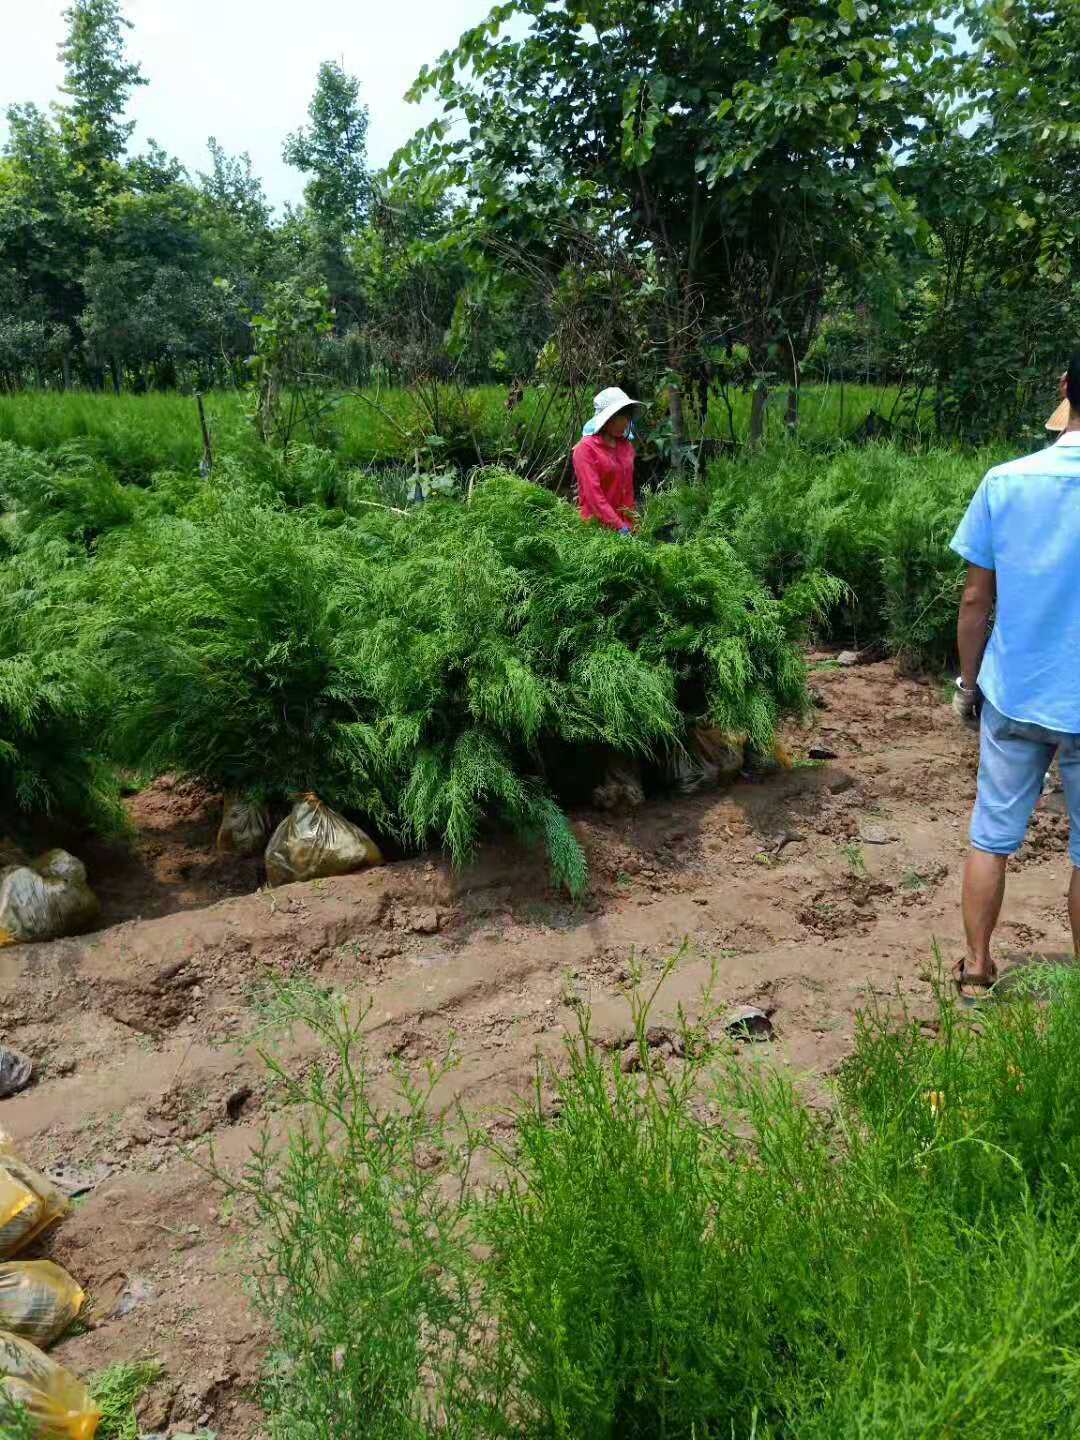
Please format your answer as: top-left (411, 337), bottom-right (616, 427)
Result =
top-left (0, 0), bottom-right (501, 210)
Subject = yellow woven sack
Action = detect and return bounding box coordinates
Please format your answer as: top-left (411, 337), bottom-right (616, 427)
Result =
top-left (0, 1171), bottom-right (39, 1262)
top-left (0, 1264), bottom-right (85, 1347)
top-left (0, 1148), bottom-right (70, 1258)
top-left (0, 1330), bottom-right (99, 1439)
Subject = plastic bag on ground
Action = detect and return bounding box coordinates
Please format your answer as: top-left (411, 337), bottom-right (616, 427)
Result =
top-left (265, 794), bottom-right (382, 888)
top-left (0, 853), bottom-right (99, 948)
top-left (0, 1330), bottom-right (99, 1439)
top-left (216, 794), bottom-right (271, 858)
top-left (0, 1263), bottom-right (85, 1347)
top-left (0, 1149), bottom-right (70, 1259)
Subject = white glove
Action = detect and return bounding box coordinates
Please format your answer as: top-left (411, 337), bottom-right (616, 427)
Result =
top-left (952, 680), bottom-right (979, 728)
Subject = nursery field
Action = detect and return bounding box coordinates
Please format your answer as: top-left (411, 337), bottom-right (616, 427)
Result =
top-left (4, 401), bottom-right (1078, 1438)
top-left (0, 382), bottom-right (927, 478)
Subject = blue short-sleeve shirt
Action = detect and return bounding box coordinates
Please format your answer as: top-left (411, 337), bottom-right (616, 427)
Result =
top-left (951, 433), bottom-right (1080, 732)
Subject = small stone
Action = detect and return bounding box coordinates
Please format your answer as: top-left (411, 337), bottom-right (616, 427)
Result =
top-left (225, 1085), bottom-right (253, 1123)
top-left (724, 1006), bottom-right (774, 1042)
top-left (828, 773), bottom-right (856, 795)
top-left (114, 1274), bottom-right (156, 1318)
top-left (0, 1045), bottom-right (33, 1098)
top-left (836, 651), bottom-right (860, 667)
top-left (620, 1043), bottom-right (642, 1073)
top-left (860, 826), bottom-right (898, 845)
top-left (44, 1159), bottom-right (114, 1196)
top-left (808, 745), bottom-right (839, 761)
top-left (410, 908), bottom-right (441, 935)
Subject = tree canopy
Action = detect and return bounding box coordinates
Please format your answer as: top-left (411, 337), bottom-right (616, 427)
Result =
top-left (0, 0), bottom-right (1075, 441)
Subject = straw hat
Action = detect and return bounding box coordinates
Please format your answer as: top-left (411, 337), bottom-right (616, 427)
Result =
top-left (585, 386), bottom-right (642, 436)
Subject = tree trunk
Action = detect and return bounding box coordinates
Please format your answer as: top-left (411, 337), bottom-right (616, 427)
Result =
top-left (197, 394), bottom-right (214, 479)
top-left (60, 354), bottom-right (71, 392)
top-left (749, 382), bottom-right (769, 447)
top-left (110, 359), bottom-right (122, 396)
top-left (785, 385), bottom-right (799, 432)
top-left (668, 383), bottom-right (686, 474)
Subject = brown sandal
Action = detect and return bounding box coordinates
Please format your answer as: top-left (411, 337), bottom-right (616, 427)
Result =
top-left (952, 959), bottom-right (998, 1004)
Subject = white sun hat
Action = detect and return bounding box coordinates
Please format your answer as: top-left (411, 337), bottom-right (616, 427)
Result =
top-left (583, 385), bottom-right (642, 437)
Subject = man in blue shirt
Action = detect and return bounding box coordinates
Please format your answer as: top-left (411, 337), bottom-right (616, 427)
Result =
top-left (950, 355), bottom-right (1080, 997)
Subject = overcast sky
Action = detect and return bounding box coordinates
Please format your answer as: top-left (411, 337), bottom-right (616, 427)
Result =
top-left (0, 0), bottom-right (501, 210)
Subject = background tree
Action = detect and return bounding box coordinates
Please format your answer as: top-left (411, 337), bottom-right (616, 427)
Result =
top-left (283, 62), bottom-right (372, 319)
top-left (56, 0), bottom-right (147, 194)
top-left (902, 0), bottom-right (1080, 439)
top-left (400, 0), bottom-right (962, 446)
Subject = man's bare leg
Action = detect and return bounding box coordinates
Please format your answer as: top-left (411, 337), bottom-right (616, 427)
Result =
top-left (1069, 868), bottom-right (1080, 958)
top-left (961, 848), bottom-right (1007, 983)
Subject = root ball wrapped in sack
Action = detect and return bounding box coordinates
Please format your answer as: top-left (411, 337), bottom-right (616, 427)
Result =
top-left (0, 1330), bottom-right (99, 1439)
top-left (0, 1263), bottom-right (85, 1346)
top-left (0, 1149), bottom-right (70, 1259)
top-left (216, 794), bottom-right (272, 857)
top-left (0, 852), bottom-right (98, 947)
top-left (265, 794), bottom-right (382, 888)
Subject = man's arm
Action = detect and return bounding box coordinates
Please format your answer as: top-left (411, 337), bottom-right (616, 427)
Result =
top-left (957, 563), bottom-right (996, 690)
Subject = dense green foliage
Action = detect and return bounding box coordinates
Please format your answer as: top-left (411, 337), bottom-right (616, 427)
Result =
top-left (646, 443), bottom-right (1004, 665)
top-left (0, 437), bottom-right (826, 885)
top-left (85, 470), bottom-right (825, 889)
top-left (0, 394), bottom-right (1022, 856)
top-left (0, 536), bottom-right (121, 835)
top-left (0, 383), bottom-right (930, 477)
top-left (236, 963), bottom-right (1080, 1438)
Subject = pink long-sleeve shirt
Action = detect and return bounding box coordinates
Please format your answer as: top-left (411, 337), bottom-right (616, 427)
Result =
top-left (572, 434), bottom-right (637, 531)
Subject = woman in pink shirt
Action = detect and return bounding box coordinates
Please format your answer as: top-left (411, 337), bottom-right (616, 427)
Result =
top-left (572, 386), bottom-right (642, 533)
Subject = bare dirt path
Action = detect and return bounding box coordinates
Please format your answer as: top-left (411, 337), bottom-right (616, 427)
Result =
top-left (2, 660), bottom-right (1075, 1435)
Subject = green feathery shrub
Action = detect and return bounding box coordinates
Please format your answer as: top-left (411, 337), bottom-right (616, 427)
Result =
top-left (237, 965), bottom-right (1080, 1439)
top-left (86, 469), bottom-right (831, 889)
top-left (0, 554), bottom-right (122, 836)
top-left (644, 443), bottom-right (1010, 666)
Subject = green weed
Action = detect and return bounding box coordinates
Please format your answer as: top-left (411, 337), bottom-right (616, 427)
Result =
top-left (88, 1361), bottom-right (161, 1440)
top-left (219, 962), bottom-right (1080, 1439)
top-left (0, 1395), bottom-right (34, 1440)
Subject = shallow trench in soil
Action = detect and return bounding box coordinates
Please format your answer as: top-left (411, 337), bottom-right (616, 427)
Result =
top-left (1, 659), bottom-right (1076, 1435)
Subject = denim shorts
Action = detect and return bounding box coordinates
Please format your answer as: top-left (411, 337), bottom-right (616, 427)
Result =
top-left (972, 699), bottom-right (1080, 865)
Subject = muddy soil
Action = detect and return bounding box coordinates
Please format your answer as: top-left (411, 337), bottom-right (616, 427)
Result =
top-left (2, 660), bottom-right (1076, 1436)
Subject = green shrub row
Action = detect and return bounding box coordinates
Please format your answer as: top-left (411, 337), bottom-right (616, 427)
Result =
top-left (644, 442), bottom-right (1009, 666)
top-left (234, 962), bottom-right (1080, 1438)
top-left (0, 444), bottom-right (831, 887)
top-left (0, 384), bottom-right (920, 478)
top-left (1, 428), bottom-right (1019, 869)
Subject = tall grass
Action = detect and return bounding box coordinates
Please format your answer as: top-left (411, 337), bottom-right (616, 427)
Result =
top-left (227, 965), bottom-right (1080, 1438)
top-left (0, 384), bottom-right (919, 478)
